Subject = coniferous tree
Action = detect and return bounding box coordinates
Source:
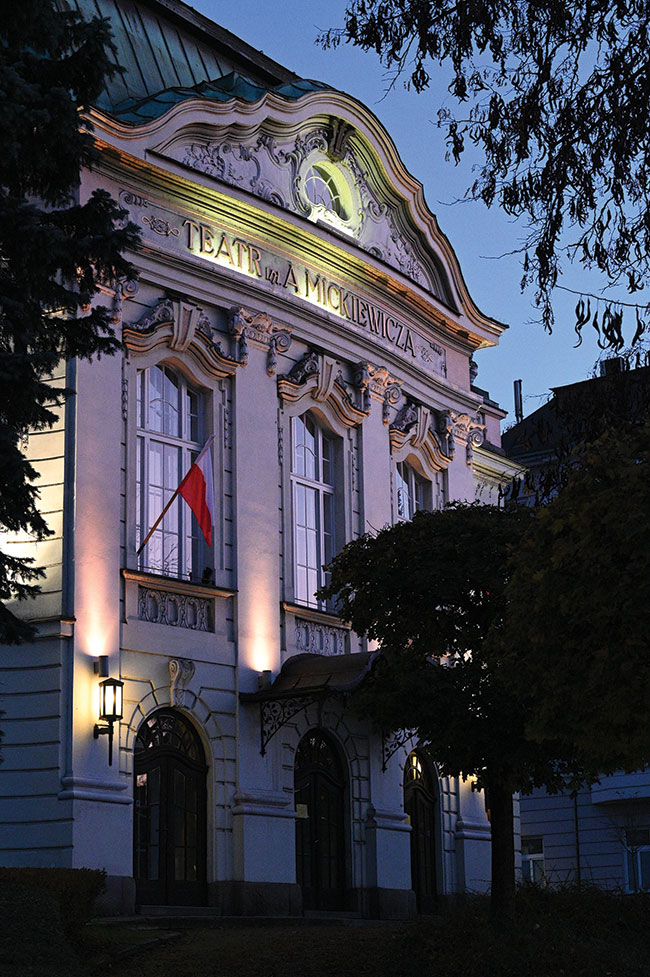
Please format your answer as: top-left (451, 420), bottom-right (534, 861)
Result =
top-left (0, 2), bottom-right (140, 642)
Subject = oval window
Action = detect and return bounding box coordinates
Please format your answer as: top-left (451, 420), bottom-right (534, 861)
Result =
top-left (304, 164), bottom-right (349, 221)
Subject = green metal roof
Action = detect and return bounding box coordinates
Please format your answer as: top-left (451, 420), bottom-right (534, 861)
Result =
top-left (63, 0), bottom-right (315, 112)
top-left (109, 73), bottom-right (331, 124)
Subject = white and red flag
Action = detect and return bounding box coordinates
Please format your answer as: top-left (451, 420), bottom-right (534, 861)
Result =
top-left (177, 436), bottom-right (215, 546)
top-left (136, 435), bottom-right (215, 556)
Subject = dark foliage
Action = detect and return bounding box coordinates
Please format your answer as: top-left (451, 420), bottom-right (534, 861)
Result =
top-left (500, 419), bottom-right (650, 773)
top-left (320, 2), bottom-right (650, 346)
top-left (0, 2), bottom-right (140, 642)
top-left (0, 866), bottom-right (106, 941)
top-left (319, 503), bottom-right (586, 918)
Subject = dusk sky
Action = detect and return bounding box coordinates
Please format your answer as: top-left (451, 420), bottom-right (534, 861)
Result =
top-left (184, 1), bottom-right (613, 423)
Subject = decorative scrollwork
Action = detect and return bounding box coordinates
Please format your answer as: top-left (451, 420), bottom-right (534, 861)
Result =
top-left (295, 619), bottom-right (346, 656)
top-left (382, 728), bottom-right (417, 770)
top-left (137, 587), bottom-right (212, 632)
top-left (260, 695), bottom-right (320, 755)
top-left (285, 350), bottom-right (319, 385)
top-left (142, 214), bottom-right (180, 237)
top-left (169, 657), bottom-right (195, 707)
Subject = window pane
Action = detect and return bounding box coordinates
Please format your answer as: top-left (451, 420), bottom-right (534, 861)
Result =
top-left (522, 838), bottom-right (543, 856)
top-left (640, 850), bottom-right (650, 890)
top-left (162, 367), bottom-right (180, 436)
top-left (187, 389), bottom-right (199, 441)
top-left (321, 434), bottom-right (333, 485)
top-left (147, 365), bottom-right (164, 432)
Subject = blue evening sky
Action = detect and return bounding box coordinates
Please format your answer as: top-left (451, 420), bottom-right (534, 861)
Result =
top-left (188, 1), bottom-right (610, 421)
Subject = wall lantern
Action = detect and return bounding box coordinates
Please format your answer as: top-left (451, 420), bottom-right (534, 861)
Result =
top-left (94, 676), bottom-right (124, 766)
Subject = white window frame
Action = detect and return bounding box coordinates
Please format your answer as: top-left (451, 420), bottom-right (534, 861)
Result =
top-left (625, 829), bottom-right (650, 892)
top-left (521, 837), bottom-right (545, 885)
top-left (393, 457), bottom-right (446, 523)
top-left (136, 362), bottom-right (208, 581)
top-left (290, 413), bottom-right (338, 609)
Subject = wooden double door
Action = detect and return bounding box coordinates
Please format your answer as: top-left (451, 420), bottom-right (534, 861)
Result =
top-left (295, 729), bottom-right (347, 911)
top-left (133, 709), bottom-right (207, 906)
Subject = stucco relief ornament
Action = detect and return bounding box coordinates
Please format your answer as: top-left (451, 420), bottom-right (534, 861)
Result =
top-left (228, 308), bottom-right (250, 365)
top-left (132, 298), bottom-right (176, 333)
top-left (142, 214), bottom-right (179, 237)
top-left (285, 350), bottom-right (320, 385)
top-left (327, 117), bottom-right (354, 162)
top-left (354, 362), bottom-right (403, 420)
top-left (183, 140), bottom-right (287, 208)
top-left (168, 658), bottom-right (195, 707)
top-left (417, 340), bottom-right (447, 377)
top-left (437, 410), bottom-right (455, 460)
top-left (448, 410), bottom-right (486, 467)
top-left (391, 401), bottom-right (419, 435)
top-left (119, 189), bottom-right (151, 209)
top-left (228, 306), bottom-right (292, 373)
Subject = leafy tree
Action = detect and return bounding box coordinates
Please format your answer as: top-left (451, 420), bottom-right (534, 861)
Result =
top-left (320, 1), bottom-right (650, 347)
top-left (500, 419), bottom-right (650, 774)
top-left (0, 2), bottom-right (140, 642)
top-left (320, 503), bottom-right (582, 920)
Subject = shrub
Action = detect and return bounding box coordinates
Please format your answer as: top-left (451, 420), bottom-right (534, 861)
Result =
top-left (0, 867), bottom-right (106, 940)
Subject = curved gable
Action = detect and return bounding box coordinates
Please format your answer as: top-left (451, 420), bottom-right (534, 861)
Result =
top-left (91, 82), bottom-right (504, 344)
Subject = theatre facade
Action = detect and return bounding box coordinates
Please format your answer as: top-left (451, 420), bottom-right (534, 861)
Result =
top-left (0, 0), bottom-right (518, 915)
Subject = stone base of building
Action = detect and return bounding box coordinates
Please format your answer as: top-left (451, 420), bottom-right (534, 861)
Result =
top-left (358, 886), bottom-right (416, 920)
top-left (96, 875), bottom-right (136, 915)
top-left (209, 881), bottom-right (303, 916)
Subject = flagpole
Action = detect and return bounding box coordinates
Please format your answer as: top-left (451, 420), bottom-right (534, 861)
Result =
top-left (136, 489), bottom-right (180, 557)
top-left (136, 435), bottom-right (216, 559)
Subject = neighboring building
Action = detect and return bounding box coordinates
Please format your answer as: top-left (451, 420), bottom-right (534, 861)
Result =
top-left (504, 357), bottom-right (650, 891)
top-left (0, 0), bottom-right (517, 915)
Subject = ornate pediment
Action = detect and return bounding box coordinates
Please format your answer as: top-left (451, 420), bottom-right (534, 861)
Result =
top-left (124, 297), bottom-right (239, 378)
top-left (278, 350), bottom-right (369, 428)
top-left (168, 116), bottom-right (454, 303)
top-left (389, 401), bottom-right (454, 473)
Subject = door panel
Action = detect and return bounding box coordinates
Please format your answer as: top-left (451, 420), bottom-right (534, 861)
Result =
top-left (404, 751), bottom-right (438, 914)
top-left (295, 730), bottom-right (346, 911)
top-left (134, 710), bottom-right (207, 906)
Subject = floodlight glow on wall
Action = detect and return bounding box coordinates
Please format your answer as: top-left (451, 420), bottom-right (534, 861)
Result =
top-left (93, 676), bottom-right (124, 766)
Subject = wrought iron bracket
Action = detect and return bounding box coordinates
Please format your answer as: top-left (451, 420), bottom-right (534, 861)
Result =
top-left (258, 694), bottom-right (325, 756)
top-left (382, 727), bottom-right (417, 770)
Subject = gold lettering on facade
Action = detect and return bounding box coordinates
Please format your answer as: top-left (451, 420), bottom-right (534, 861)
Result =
top-left (178, 219), bottom-right (419, 361)
top-left (200, 225), bottom-right (214, 254)
top-left (326, 283), bottom-right (341, 312)
top-left (248, 246), bottom-right (263, 278)
top-left (233, 239), bottom-right (249, 269)
top-left (216, 233), bottom-right (235, 266)
top-left (283, 262), bottom-right (299, 293)
top-left (184, 219), bottom-right (200, 250)
top-left (305, 269), bottom-right (324, 303)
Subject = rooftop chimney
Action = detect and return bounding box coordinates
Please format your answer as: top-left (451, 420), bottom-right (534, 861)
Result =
top-left (514, 379), bottom-right (523, 423)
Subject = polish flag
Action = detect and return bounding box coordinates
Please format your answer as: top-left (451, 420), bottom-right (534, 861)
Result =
top-left (178, 436), bottom-right (215, 546)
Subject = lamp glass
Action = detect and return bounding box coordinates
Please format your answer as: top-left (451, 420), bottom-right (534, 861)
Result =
top-left (99, 677), bottom-right (124, 722)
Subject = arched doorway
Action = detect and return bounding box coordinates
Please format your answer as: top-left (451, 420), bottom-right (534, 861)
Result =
top-left (133, 709), bottom-right (207, 906)
top-left (404, 751), bottom-right (439, 913)
top-left (294, 729), bottom-right (347, 911)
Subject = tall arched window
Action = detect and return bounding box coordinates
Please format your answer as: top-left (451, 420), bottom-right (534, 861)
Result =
top-left (395, 460), bottom-right (446, 521)
top-left (136, 364), bottom-right (207, 579)
top-left (291, 413), bottom-right (337, 608)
